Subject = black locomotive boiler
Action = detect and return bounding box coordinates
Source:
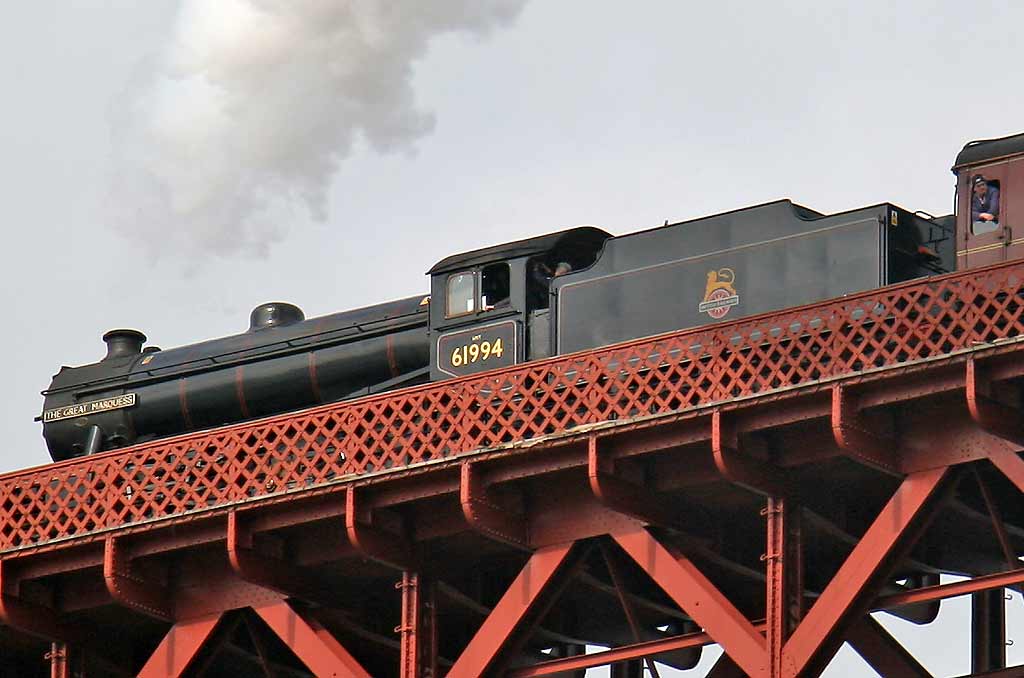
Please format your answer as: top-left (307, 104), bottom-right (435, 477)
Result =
top-left (40, 132), bottom-right (1024, 462)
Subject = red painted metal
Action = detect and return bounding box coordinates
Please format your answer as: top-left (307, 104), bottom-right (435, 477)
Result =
top-left (712, 410), bottom-right (792, 497)
top-left (103, 535), bottom-right (172, 621)
top-left (137, 613), bottom-right (221, 678)
top-left (241, 612), bottom-right (276, 678)
top-left (845, 616), bottom-right (933, 678)
top-left (446, 543), bottom-right (577, 678)
top-left (0, 558), bottom-right (77, 643)
top-left (874, 568), bottom-right (1024, 609)
top-left (967, 357), bottom-right (1024, 445)
top-left (598, 542), bottom-right (661, 678)
top-left (612, 527), bottom-right (769, 678)
top-left (765, 498), bottom-right (802, 678)
top-left (345, 485), bottom-right (414, 569)
top-left (989, 450), bottom-right (1024, 493)
top-left (3, 253), bottom-right (1024, 675)
top-left (226, 509), bottom-right (343, 607)
top-left (831, 384), bottom-right (900, 474)
top-left (510, 622), bottom-right (769, 678)
top-left (2, 259), bottom-right (1024, 554)
top-left (252, 601), bottom-right (372, 678)
top-left (780, 468), bottom-right (952, 678)
top-left (47, 642), bottom-right (68, 678)
top-left (972, 468), bottom-right (1024, 596)
top-left (397, 572), bottom-right (420, 678)
top-left (587, 435), bottom-right (680, 528)
top-left (460, 461), bottom-right (528, 548)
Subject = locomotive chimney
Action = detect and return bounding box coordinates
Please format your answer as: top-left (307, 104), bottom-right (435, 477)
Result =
top-left (102, 329), bottom-right (147, 360)
top-left (249, 302), bottom-right (305, 331)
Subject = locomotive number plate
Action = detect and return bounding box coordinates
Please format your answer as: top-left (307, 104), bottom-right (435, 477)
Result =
top-left (437, 321), bottom-right (517, 377)
top-left (42, 393), bottom-right (138, 423)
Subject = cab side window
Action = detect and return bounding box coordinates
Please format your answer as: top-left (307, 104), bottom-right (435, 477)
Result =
top-left (481, 263), bottom-right (510, 310)
top-left (971, 175), bottom-right (1001, 235)
top-left (446, 272), bottom-right (476, 317)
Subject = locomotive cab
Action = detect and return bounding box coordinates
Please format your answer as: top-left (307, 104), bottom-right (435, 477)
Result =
top-left (427, 227), bottom-right (611, 380)
top-left (953, 131), bottom-right (1024, 269)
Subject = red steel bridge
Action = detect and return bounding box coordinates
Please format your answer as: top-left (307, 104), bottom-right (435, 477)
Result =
top-left (1, 259), bottom-right (1023, 677)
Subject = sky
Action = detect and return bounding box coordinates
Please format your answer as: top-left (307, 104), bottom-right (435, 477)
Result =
top-left (1, 1), bottom-right (1022, 675)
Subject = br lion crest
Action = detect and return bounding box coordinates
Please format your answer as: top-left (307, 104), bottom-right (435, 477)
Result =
top-left (698, 268), bottom-right (740, 319)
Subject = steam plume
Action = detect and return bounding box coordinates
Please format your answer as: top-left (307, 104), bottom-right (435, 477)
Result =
top-left (109, 0), bottom-right (526, 258)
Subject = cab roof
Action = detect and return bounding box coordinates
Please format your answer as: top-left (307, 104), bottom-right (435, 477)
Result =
top-left (427, 226), bottom-right (612, 275)
top-left (953, 131), bottom-right (1024, 170)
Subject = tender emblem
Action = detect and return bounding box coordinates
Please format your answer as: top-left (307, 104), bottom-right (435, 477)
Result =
top-left (698, 268), bottom-right (740, 319)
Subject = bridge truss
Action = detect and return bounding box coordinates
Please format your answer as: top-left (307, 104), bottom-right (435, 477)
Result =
top-left (1, 260), bottom-right (1023, 677)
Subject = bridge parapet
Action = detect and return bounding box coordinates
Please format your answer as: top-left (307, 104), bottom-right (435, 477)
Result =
top-left (2, 259), bottom-right (1023, 553)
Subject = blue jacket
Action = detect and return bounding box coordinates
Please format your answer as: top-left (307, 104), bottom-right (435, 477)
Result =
top-left (972, 185), bottom-right (1000, 221)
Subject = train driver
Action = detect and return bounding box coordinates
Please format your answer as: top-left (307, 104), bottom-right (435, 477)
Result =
top-left (971, 175), bottom-right (1000, 234)
top-left (528, 259), bottom-right (573, 309)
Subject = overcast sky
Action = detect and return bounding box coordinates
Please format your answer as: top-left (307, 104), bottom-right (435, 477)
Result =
top-left (1, 2), bottom-right (1022, 675)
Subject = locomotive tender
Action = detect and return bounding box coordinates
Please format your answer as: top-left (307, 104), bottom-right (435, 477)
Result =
top-left (40, 132), bottom-right (1024, 462)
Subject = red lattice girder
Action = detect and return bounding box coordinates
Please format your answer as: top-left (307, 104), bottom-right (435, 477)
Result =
top-left (845, 616), bottom-right (933, 678)
top-left (611, 528), bottom-right (769, 678)
top-left (251, 601), bottom-right (371, 678)
top-left (3, 259), bottom-right (1024, 552)
top-left (137, 613), bottom-right (222, 678)
top-left (446, 542), bottom-right (578, 678)
top-left (780, 467), bottom-right (953, 678)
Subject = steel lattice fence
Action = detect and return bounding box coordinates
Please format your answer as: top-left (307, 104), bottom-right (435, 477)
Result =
top-left (1, 260), bottom-right (1022, 551)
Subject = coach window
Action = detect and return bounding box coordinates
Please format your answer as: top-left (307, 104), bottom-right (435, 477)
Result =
top-left (446, 271), bottom-right (476, 317)
top-left (481, 263), bottom-right (510, 310)
top-left (971, 178), bottom-right (1002, 236)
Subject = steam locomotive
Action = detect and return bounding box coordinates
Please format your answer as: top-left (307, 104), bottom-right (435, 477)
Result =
top-left (40, 132), bottom-right (1024, 462)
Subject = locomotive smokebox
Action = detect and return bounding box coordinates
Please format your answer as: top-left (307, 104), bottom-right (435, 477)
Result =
top-left (102, 329), bottom-right (146, 360)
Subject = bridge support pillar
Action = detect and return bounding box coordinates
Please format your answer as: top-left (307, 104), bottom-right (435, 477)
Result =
top-left (765, 497), bottom-right (802, 678)
top-left (398, 572), bottom-right (437, 678)
top-left (46, 642), bottom-right (70, 678)
top-left (971, 588), bottom-right (1006, 673)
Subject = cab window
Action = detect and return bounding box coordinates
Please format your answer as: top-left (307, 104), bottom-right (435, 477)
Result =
top-left (446, 272), bottom-right (476, 317)
top-left (481, 263), bottom-right (510, 310)
top-left (971, 176), bottom-right (1001, 235)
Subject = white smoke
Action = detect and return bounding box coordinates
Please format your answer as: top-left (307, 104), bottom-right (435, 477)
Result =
top-left (109, 0), bottom-right (526, 258)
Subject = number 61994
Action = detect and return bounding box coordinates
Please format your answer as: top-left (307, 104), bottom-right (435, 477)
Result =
top-left (450, 337), bottom-right (504, 367)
